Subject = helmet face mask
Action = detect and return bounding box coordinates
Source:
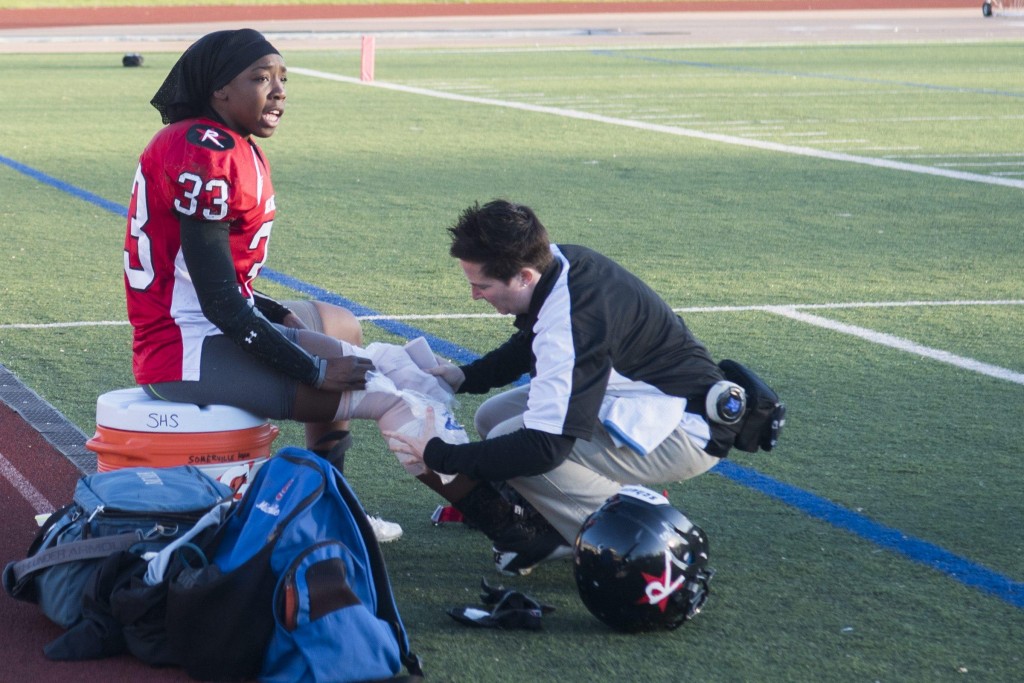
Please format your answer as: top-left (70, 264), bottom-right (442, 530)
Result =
top-left (573, 486), bottom-right (713, 632)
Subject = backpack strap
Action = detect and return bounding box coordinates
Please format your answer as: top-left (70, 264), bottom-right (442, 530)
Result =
top-left (6, 531), bottom-right (143, 585)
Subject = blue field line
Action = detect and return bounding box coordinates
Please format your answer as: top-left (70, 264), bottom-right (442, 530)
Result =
top-left (0, 154), bottom-right (128, 217)
top-left (9, 156), bottom-right (1024, 611)
top-left (284, 259), bottom-right (1024, 611)
top-left (591, 50), bottom-right (1024, 99)
top-left (713, 460), bottom-right (1024, 608)
top-left (260, 269), bottom-right (480, 366)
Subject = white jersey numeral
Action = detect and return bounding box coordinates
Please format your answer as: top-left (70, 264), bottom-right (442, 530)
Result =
top-left (246, 220), bottom-right (273, 281)
top-left (174, 172), bottom-right (229, 221)
top-left (124, 164), bottom-right (155, 291)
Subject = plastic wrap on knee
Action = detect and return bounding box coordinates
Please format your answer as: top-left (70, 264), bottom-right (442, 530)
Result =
top-left (364, 370), bottom-right (467, 483)
top-left (364, 342), bottom-right (453, 403)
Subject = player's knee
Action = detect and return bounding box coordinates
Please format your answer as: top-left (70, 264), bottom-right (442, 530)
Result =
top-left (315, 302), bottom-right (363, 345)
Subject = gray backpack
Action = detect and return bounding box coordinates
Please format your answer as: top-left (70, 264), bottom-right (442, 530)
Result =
top-left (3, 465), bottom-right (232, 629)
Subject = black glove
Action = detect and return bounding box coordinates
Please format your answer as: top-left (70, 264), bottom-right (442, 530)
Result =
top-left (448, 578), bottom-right (554, 631)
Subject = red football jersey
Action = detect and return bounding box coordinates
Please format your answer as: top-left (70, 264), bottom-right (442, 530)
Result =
top-left (124, 118), bottom-right (276, 383)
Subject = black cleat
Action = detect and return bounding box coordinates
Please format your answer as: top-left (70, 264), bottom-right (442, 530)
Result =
top-left (493, 526), bottom-right (572, 576)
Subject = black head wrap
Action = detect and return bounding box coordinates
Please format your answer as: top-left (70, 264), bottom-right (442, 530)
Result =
top-left (150, 28), bottom-right (280, 125)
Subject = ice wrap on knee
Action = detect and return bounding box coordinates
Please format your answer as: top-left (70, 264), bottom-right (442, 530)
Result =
top-left (333, 342), bottom-right (467, 480)
top-left (363, 342), bottom-right (453, 404)
top-left (364, 370), bottom-right (467, 482)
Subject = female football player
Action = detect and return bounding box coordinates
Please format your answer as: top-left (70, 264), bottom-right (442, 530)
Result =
top-left (124, 29), bottom-right (442, 541)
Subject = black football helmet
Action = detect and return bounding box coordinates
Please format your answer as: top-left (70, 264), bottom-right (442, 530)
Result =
top-left (573, 485), bottom-right (713, 632)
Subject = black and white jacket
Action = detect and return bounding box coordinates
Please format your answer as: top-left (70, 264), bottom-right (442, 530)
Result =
top-left (423, 244), bottom-right (732, 481)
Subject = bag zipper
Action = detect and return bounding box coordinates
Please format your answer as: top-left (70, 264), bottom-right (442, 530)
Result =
top-left (81, 504), bottom-right (214, 540)
top-left (277, 539), bottom-right (346, 632)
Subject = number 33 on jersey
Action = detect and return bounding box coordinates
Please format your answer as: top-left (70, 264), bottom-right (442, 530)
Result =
top-left (123, 119), bottom-right (276, 383)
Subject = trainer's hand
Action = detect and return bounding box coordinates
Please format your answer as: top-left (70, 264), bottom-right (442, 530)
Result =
top-left (384, 406), bottom-right (437, 466)
top-left (321, 355), bottom-right (374, 392)
top-left (426, 360), bottom-right (465, 393)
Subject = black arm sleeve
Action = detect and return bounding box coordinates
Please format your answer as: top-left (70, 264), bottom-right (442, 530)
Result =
top-left (458, 330), bottom-right (533, 394)
top-left (179, 217), bottom-right (326, 387)
top-left (422, 428), bottom-right (575, 480)
top-left (252, 290), bottom-right (293, 324)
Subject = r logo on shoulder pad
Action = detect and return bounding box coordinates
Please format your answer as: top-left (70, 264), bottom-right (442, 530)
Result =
top-left (618, 485), bottom-right (670, 506)
top-left (187, 124), bottom-right (236, 151)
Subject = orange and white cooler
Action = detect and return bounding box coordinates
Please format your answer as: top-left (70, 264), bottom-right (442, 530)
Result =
top-left (85, 388), bottom-right (279, 498)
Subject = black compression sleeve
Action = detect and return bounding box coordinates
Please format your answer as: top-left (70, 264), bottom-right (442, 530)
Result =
top-left (422, 428), bottom-right (575, 480)
top-left (253, 290), bottom-right (293, 324)
top-left (179, 218), bottom-right (325, 387)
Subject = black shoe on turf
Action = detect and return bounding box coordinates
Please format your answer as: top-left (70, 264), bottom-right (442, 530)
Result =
top-left (493, 526), bottom-right (573, 577)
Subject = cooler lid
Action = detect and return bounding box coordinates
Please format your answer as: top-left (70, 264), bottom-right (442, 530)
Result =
top-left (95, 388), bottom-right (268, 433)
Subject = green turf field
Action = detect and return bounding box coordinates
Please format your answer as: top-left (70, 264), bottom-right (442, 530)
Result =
top-left (2, 35), bottom-right (1022, 682)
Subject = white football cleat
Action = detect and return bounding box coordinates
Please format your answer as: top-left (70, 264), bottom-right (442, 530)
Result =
top-left (367, 515), bottom-right (403, 543)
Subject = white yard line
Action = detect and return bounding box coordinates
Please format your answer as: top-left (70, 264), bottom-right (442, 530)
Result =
top-left (764, 306), bottom-right (1024, 386)
top-left (291, 67), bottom-right (1024, 190)
top-left (5, 300), bottom-right (1022, 384)
top-left (4, 299), bottom-right (1022, 327)
top-left (0, 320), bottom-right (128, 329)
top-left (270, 72), bottom-right (1024, 383)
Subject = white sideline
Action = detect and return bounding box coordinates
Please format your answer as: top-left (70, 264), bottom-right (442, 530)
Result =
top-left (3, 300), bottom-right (1021, 384)
top-left (0, 452), bottom-right (54, 515)
top-left (3, 299), bottom-right (1021, 327)
top-left (2, 301), bottom-right (1020, 513)
top-left (290, 67), bottom-right (1024, 191)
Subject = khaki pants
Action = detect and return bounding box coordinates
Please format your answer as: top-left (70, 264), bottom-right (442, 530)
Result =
top-left (476, 385), bottom-right (718, 543)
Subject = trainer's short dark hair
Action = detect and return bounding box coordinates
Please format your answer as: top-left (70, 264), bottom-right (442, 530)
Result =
top-left (447, 200), bottom-right (553, 282)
